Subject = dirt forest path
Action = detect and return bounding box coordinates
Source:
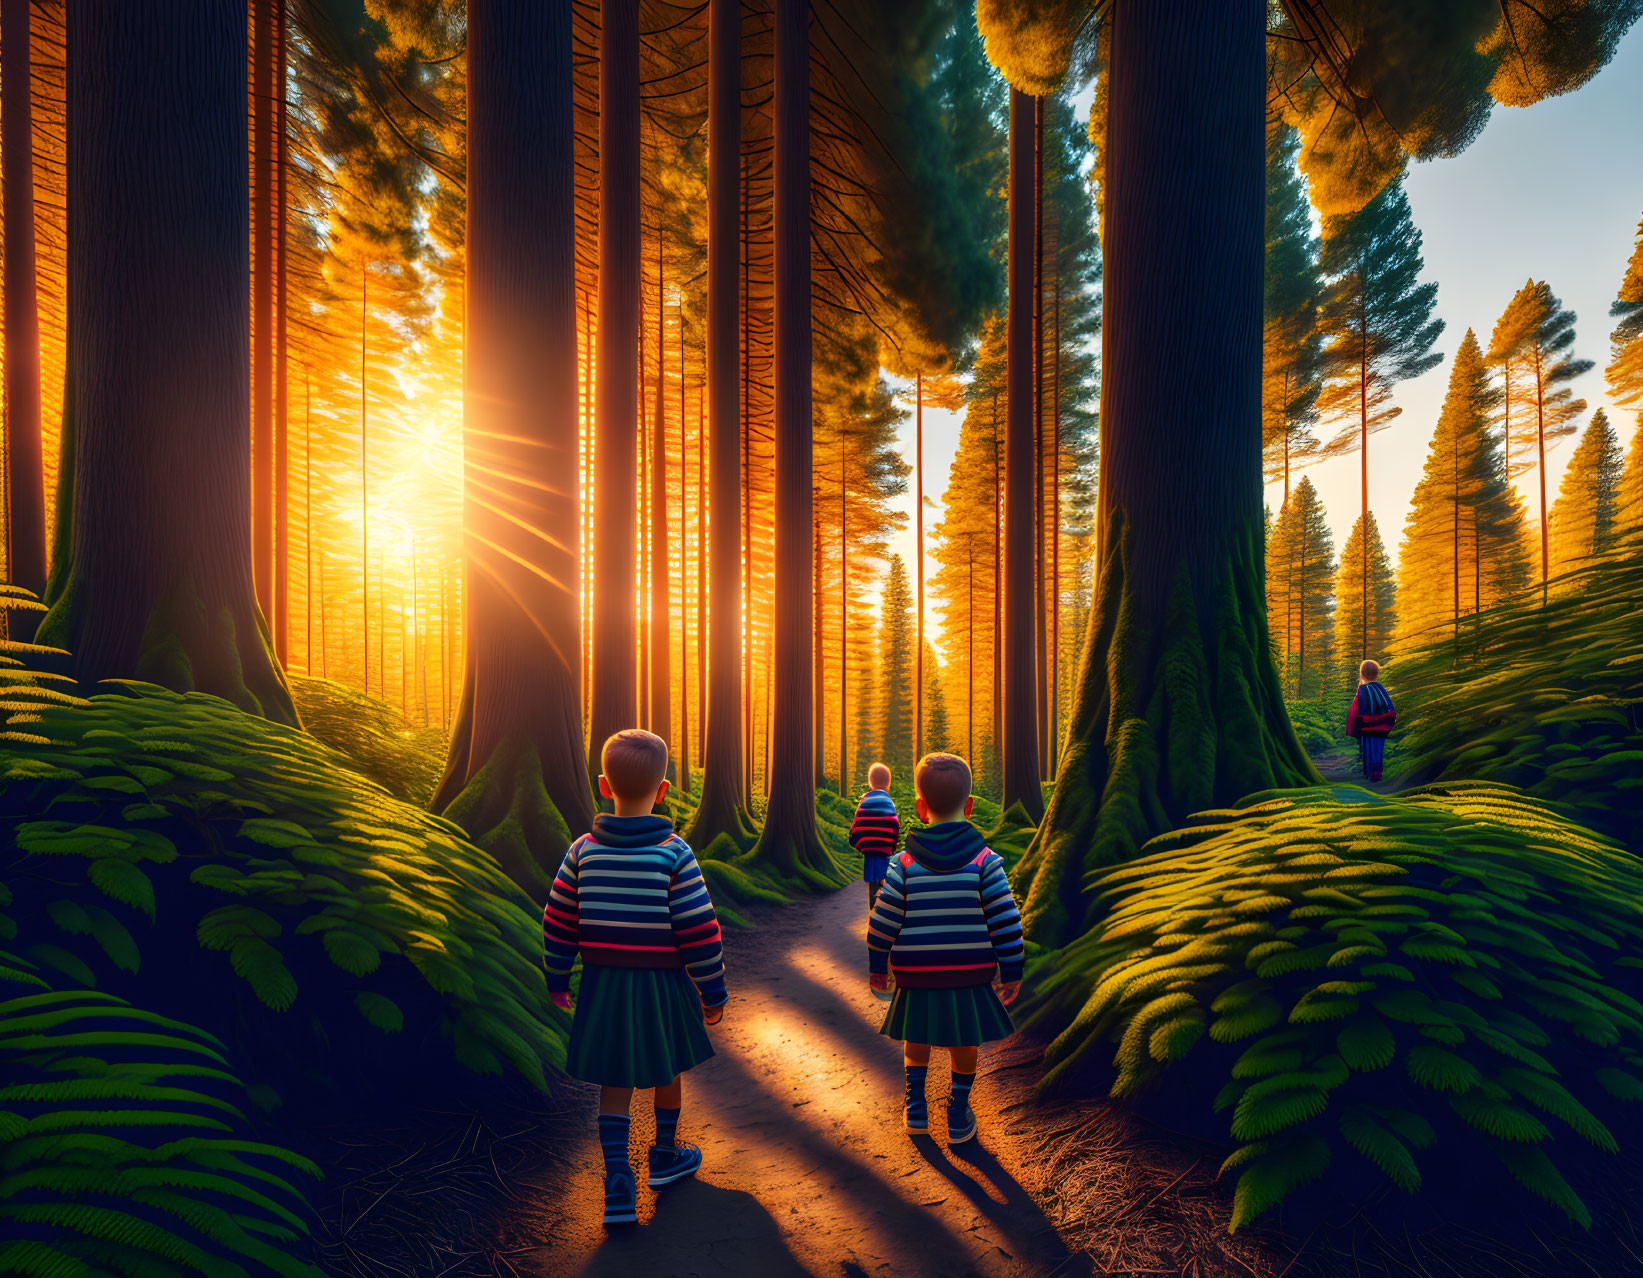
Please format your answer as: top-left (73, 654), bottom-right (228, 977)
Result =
top-left (508, 883), bottom-right (1095, 1278)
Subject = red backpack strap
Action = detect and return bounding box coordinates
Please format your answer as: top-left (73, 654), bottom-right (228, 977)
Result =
top-left (899, 851), bottom-right (914, 868)
top-left (970, 847), bottom-right (990, 868)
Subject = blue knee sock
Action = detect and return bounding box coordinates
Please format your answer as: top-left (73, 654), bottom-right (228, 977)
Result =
top-left (654, 1106), bottom-right (680, 1149)
top-left (598, 1114), bottom-right (631, 1175)
top-left (950, 1071), bottom-right (975, 1110)
top-left (905, 1063), bottom-right (928, 1117)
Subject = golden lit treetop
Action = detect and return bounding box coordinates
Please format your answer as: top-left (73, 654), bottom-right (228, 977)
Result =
top-left (976, 0), bottom-right (1642, 216)
top-left (1610, 211), bottom-right (1643, 408)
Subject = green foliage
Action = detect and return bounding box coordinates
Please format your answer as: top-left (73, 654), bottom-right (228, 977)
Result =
top-left (0, 647), bottom-right (565, 1100)
top-left (289, 676), bottom-right (447, 807)
top-left (1266, 478), bottom-right (1335, 700)
top-left (1388, 542), bottom-right (1643, 849)
top-left (0, 952), bottom-right (321, 1276)
top-left (1029, 781), bottom-right (1643, 1231)
top-left (1284, 699), bottom-right (1350, 756)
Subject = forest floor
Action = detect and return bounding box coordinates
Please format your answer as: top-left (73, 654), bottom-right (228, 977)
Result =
top-left (499, 880), bottom-right (1294, 1274)
top-left (383, 884), bottom-right (1288, 1278)
top-left (1309, 744), bottom-right (1399, 794)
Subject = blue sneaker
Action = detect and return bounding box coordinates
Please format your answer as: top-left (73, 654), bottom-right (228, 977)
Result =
top-left (947, 1098), bottom-right (977, 1144)
top-left (905, 1094), bottom-right (928, 1134)
top-left (647, 1140), bottom-right (703, 1187)
top-left (602, 1167), bottom-right (637, 1226)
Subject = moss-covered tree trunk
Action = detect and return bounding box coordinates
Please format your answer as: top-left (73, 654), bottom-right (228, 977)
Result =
top-left (2, 0), bottom-right (45, 638)
top-left (686, 0), bottom-right (758, 855)
top-left (1003, 88), bottom-right (1044, 822)
top-left (1014, 0), bottom-right (1315, 947)
top-left (431, 0), bottom-right (593, 904)
top-left (751, 0), bottom-right (841, 889)
top-left (38, 0), bottom-right (295, 725)
top-left (587, 0), bottom-right (640, 768)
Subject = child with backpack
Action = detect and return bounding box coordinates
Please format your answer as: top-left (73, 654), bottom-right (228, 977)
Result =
top-left (1347, 659), bottom-right (1397, 782)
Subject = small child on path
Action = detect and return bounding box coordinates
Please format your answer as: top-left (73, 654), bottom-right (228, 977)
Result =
top-left (1347, 659), bottom-right (1397, 783)
top-left (543, 729), bottom-right (728, 1228)
top-left (867, 753), bottom-right (1024, 1146)
top-left (850, 762), bottom-right (901, 911)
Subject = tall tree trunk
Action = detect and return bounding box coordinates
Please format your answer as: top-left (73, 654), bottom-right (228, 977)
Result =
top-left (304, 374), bottom-right (312, 672)
top-left (1016, 0), bottom-right (1314, 946)
top-left (1034, 93), bottom-right (1048, 781)
top-left (1051, 274), bottom-right (1061, 771)
top-left (813, 517), bottom-right (824, 786)
top-left (1535, 359), bottom-right (1548, 603)
top-left (687, 0), bottom-right (755, 852)
top-left (39, 0), bottom-right (294, 722)
top-left (1003, 89), bottom-right (1044, 821)
top-left (753, 0), bottom-right (837, 886)
top-left (840, 459), bottom-right (848, 791)
top-left (252, 0), bottom-right (275, 633)
top-left (650, 234), bottom-right (671, 763)
top-left (915, 374), bottom-right (923, 763)
top-left (432, 0), bottom-right (592, 902)
top-left (272, 0), bottom-right (290, 665)
top-left (588, 0), bottom-right (640, 766)
top-left (2, 0), bottom-right (45, 632)
top-left (696, 354), bottom-right (707, 776)
top-left (678, 306), bottom-right (691, 793)
top-left (361, 269), bottom-right (369, 696)
top-left (992, 394), bottom-right (1001, 793)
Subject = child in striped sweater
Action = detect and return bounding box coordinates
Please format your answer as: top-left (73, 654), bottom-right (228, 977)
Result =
top-left (543, 729), bottom-right (728, 1227)
top-left (850, 763), bottom-right (901, 910)
top-left (867, 753), bottom-right (1024, 1145)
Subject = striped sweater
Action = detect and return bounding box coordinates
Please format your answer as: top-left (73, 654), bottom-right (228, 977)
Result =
top-left (849, 789), bottom-right (901, 861)
top-left (867, 820), bottom-right (1025, 989)
top-left (542, 814), bottom-right (727, 1006)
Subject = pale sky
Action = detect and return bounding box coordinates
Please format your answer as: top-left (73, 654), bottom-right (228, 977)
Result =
top-left (881, 26), bottom-right (1643, 646)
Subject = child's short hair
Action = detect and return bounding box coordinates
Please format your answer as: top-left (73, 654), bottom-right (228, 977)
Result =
top-left (601, 729), bottom-right (668, 801)
top-left (867, 762), bottom-right (891, 790)
top-left (915, 753), bottom-right (971, 818)
top-left (1359, 659), bottom-right (1381, 682)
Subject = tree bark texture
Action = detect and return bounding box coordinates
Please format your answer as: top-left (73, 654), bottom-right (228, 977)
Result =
top-left (433, 0), bottom-right (593, 903)
top-left (252, 0), bottom-right (275, 632)
top-left (753, 0), bottom-right (840, 887)
top-left (1015, 0), bottom-right (1315, 946)
top-left (273, 0), bottom-right (290, 665)
top-left (39, 0), bottom-right (295, 723)
top-left (650, 239), bottom-right (670, 765)
top-left (2, 0), bottom-right (45, 632)
top-left (1003, 89), bottom-right (1044, 822)
top-left (588, 0), bottom-right (640, 768)
top-left (686, 0), bottom-right (756, 853)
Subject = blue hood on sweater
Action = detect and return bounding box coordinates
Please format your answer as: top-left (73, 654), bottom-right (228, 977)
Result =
top-left (903, 820), bottom-right (986, 873)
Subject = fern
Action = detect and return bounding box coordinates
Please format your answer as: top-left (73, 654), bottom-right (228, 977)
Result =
top-left (1228, 1134), bottom-right (1331, 1232)
top-left (1035, 781), bottom-right (1643, 1231)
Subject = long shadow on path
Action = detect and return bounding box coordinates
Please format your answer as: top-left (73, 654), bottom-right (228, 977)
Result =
top-left (577, 1179), bottom-right (815, 1278)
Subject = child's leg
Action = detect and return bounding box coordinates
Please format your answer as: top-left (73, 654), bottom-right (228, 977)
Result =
top-left (598, 1086), bottom-right (638, 1223)
top-left (646, 1073), bottom-right (704, 1186)
top-left (903, 1042), bottom-right (930, 1132)
top-left (597, 1087), bottom-right (634, 1175)
top-left (945, 1046), bottom-right (980, 1143)
top-left (653, 1074), bottom-right (681, 1148)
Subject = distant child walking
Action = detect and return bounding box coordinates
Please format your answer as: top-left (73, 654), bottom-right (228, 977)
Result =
top-left (543, 729), bottom-right (728, 1228)
top-left (1347, 660), bottom-right (1397, 782)
top-left (850, 762), bottom-right (901, 911)
top-left (867, 753), bottom-right (1023, 1146)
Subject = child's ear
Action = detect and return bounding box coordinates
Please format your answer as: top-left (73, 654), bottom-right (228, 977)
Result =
top-left (597, 775), bottom-right (613, 800)
top-left (914, 796), bottom-right (930, 824)
top-left (963, 796), bottom-right (974, 819)
top-left (655, 779), bottom-right (669, 806)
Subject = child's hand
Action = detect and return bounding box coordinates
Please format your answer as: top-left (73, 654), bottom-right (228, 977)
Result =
top-left (549, 991), bottom-right (572, 1012)
top-left (703, 1000), bottom-right (726, 1025)
top-left (869, 972), bottom-right (892, 1002)
top-left (998, 980), bottom-right (1021, 1006)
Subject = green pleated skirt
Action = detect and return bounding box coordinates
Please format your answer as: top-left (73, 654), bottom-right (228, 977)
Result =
top-left (879, 983), bottom-right (1014, 1047)
top-left (565, 964), bottom-right (715, 1088)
